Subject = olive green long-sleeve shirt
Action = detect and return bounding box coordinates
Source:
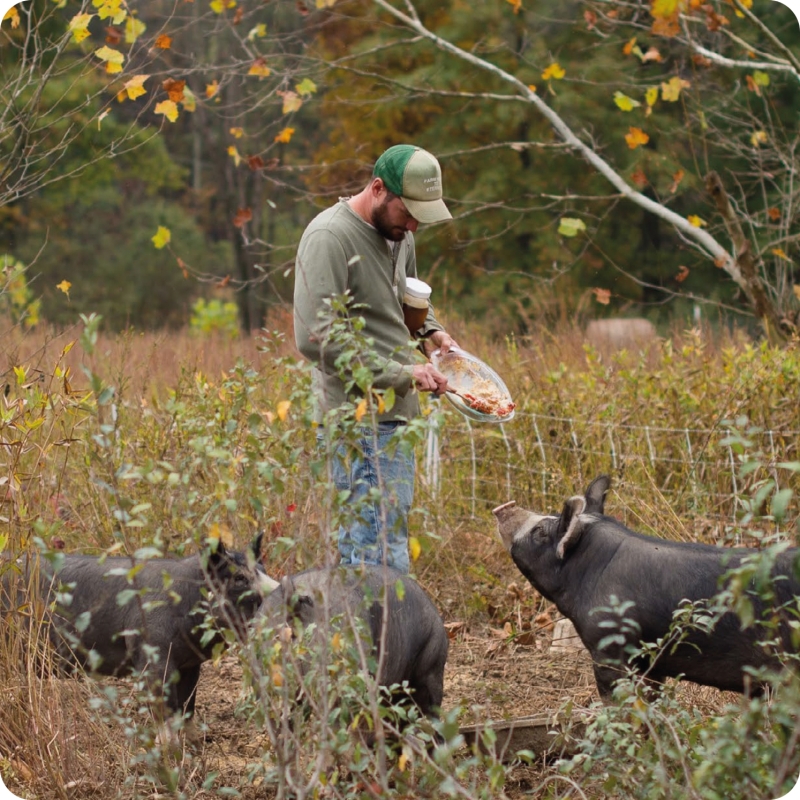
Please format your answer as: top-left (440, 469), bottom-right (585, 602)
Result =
top-left (293, 199), bottom-right (444, 423)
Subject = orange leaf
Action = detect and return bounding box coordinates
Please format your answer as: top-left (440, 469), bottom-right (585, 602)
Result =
top-left (631, 168), bottom-right (648, 187)
top-left (162, 78), bottom-right (185, 102)
top-left (669, 169), bottom-right (685, 193)
top-left (155, 34), bottom-right (172, 49)
top-left (248, 57), bottom-right (271, 78)
top-left (105, 25), bottom-right (123, 45)
top-left (248, 155), bottom-right (265, 170)
top-left (233, 207), bottom-right (252, 227)
top-left (584, 9), bottom-right (597, 28)
top-left (593, 287), bottom-right (611, 305)
top-left (625, 127), bottom-right (650, 149)
top-left (274, 127), bottom-right (295, 144)
top-left (768, 207), bottom-right (781, 221)
top-left (676, 265), bottom-right (689, 282)
top-left (506, 0), bottom-right (522, 12)
top-left (623, 37), bottom-right (637, 55)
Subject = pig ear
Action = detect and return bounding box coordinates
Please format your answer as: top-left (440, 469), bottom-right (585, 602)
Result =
top-left (556, 496), bottom-right (587, 559)
top-left (584, 475), bottom-right (611, 514)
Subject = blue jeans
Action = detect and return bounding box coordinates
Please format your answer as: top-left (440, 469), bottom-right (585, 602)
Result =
top-left (323, 422), bottom-right (414, 574)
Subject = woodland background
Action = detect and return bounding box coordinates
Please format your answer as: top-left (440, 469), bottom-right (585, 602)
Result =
top-left (1, 0), bottom-right (800, 340)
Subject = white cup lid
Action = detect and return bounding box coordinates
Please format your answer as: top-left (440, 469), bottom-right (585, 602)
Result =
top-left (404, 277), bottom-right (432, 300)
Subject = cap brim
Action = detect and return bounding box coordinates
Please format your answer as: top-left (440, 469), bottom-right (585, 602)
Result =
top-left (402, 196), bottom-right (452, 224)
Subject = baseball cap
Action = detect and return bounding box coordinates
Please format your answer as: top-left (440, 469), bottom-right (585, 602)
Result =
top-left (373, 144), bottom-right (452, 224)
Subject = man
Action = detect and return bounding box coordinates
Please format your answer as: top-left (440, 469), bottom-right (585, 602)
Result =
top-left (293, 144), bottom-right (457, 573)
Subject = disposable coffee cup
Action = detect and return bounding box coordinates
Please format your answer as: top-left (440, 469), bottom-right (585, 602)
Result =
top-left (403, 277), bottom-right (432, 334)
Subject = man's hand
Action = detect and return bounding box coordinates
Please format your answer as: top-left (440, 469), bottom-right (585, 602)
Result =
top-left (421, 330), bottom-right (458, 358)
top-left (412, 363), bottom-right (449, 396)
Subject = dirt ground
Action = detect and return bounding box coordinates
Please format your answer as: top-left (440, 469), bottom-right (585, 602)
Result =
top-left (189, 623), bottom-right (598, 798)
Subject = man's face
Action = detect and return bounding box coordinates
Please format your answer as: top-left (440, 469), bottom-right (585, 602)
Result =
top-left (371, 193), bottom-right (419, 241)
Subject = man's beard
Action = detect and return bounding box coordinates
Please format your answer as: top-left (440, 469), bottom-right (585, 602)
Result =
top-left (371, 198), bottom-right (407, 242)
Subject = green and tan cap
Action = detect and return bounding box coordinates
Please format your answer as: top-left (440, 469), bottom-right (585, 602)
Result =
top-left (373, 144), bottom-right (452, 224)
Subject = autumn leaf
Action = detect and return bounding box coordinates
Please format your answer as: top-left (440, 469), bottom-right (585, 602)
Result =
top-left (631, 168), bottom-right (648, 187)
top-left (593, 288), bottom-right (611, 305)
top-left (669, 169), bottom-right (685, 193)
top-left (155, 34), bottom-right (172, 49)
top-left (354, 398), bottom-right (367, 422)
top-left (623, 37), bottom-right (637, 55)
top-left (661, 76), bottom-right (690, 102)
top-left (625, 127), bottom-right (650, 149)
top-left (162, 78), bottom-right (185, 103)
top-left (751, 130), bottom-right (768, 147)
top-left (409, 537), bottom-right (422, 562)
top-left (125, 15), bottom-right (145, 44)
top-left (541, 63), bottom-right (565, 80)
top-left (210, 0), bottom-right (236, 12)
top-left (120, 74), bottom-right (148, 101)
top-left (274, 127), bottom-right (295, 144)
top-left (152, 226), bottom-right (171, 249)
top-left (277, 400), bottom-right (291, 421)
top-left (772, 248), bottom-right (790, 260)
top-left (69, 13), bottom-right (94, 43)
top-left (687, 214), bottom-right (707, 227)
top-left (105, 25), bottom-right (122, 44)
top-left (527, 84), bottom-right (537, 93)
top-left (248, 155), bottom-right (265, 171)
top-left (95, 46), bottom-right (125, 74)
top-left (248, 58), bottom-right (271, 78)
top-left (645, 86), bottom-right (659, 107)
top-left (233, 207), bottom-right (252, 227)
top-left (94, 0), bottom-right (126, 24)
top-left (614, 91), bottom-right (641, 111)
top-left (641, 47), bottom-right (663, 62)
top-left (205, 81), bottom-right (220, 99)
top-left (56, 280), bottom-right (72, 299)
top-left (247, 23), bottom-right (267, 40)
top-left (558, 217), bottom-right (586, 237)
top-left (676, 265), bottom-right (689, 282)
top-left (295, 78), bottom-right (317, 97)
top-left (768, 207), bottom-right (781, 221)
top-left (230, 127), bottom-right (244, 139)
top-left (155, 100), bottom-right (179, 122)
top-left (584, 9), bottom-right (597, 28)
top-left (280, 91), bottom-right (302, 114)
top-left (3, 7), bottom-right (20, 28)
top-left (181, 87), bottom-right (196, 112)
top-left (506, 0), bottom-right (522, 13)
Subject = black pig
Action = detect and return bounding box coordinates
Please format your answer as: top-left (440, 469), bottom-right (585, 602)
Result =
top-left (258, 565), bottom-right (448, 719)
top-left (494, 476), bottom-right (800, 699)
top-left (2, 535), bottom-right (275, 717)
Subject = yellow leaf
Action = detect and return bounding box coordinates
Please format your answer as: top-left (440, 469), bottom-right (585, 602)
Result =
top-left (228, 145), bottom-right (242, 167)
top-left (93, 0), bottom-right (126, 24)
top-left (315, 0), bottom-right (337, 7)
top-left (122, 74), bottom-right (148, 101)
top-left (152, 226), bottom-right (171, 249)
top-left (248, 58), bottom-right (271, 78)
top-left (206, 81), bottom-right (220, 99)
top-left (230, 127), bottom-right (244, 138)
top-left (274, 127), bottom-right (295, 144)
top-left (3, 7), bottom-right (20, 28)
top-left (398, 753), bottom-right (409, 771)
top-left (56, 280), bottom-right (72, 298)
top-left (650, 0), bottom-right (683, 19)
top-left (277, 400), bottom-right (291, 421)
top-left (661, 76), bottom-right (690, 102)
top-left (331, 632), bottom-right (342, 652)
top-left (541, 62), bottom-right (565, 80)
top-left (210, 0), bottom-right (236, 12)
top-left (506, 0), bottom-right (522, 13)
top-left (181, 87), bottom-right (196, 112)
top-left (645, 86), bottom-right (659, 107)
top-left (614, 92), bottom-right (641, 112)
top-left (280, 91), bottom-right (302, 114)
top-left (155, 99), bottom-right (179, 122)
top-left (772, 248), bottom-right (789, 260)
top-left (793, 285), bottom-right (800, 301)
top-left (687, 215), bottom-right (707, 227)
top-left (69, 13), bottom-right (94, 43)
top-left (527, 84), bottom-right (537, 93)
top-left (409, 537), bottom-right (421, 562)
top-left (750, 130), bottom-right (768, 147)
top-left (354, 398), bottom-right (367, 422)
top-left (95, 46), bottom-right (125, 74)
top-left (125, 15), bottom-right (145, 44)
top-left (248, 23), bottom-right (267, 40)
top-left (625, 127), bottom-right (650, 149)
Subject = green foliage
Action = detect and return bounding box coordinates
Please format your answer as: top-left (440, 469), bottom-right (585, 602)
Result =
top-left (189, 298), bottom-right (240, 338)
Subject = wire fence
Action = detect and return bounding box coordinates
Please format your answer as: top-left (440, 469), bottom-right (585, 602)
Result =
top-left (421, 405), bottom-right (800, 543)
